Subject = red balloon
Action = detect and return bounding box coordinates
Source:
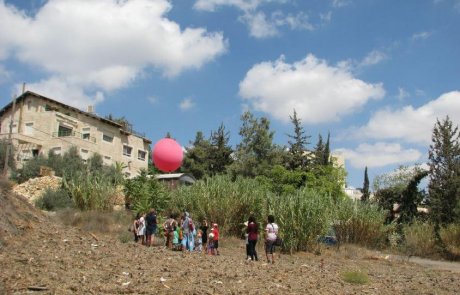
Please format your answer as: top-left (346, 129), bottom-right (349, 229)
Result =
top-left (152, 138), bottom-right (183, 172)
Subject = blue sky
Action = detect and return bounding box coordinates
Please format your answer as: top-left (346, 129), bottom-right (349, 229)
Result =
top-left (0, 0), bottom-right (459, 188)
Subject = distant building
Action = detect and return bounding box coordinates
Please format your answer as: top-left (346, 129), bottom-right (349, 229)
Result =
top-left (0, 91), bottom-right (151, 177)
top-left (344, 187), bottom-right (363, 201)
top-left (155, 173), bottom-right (196, 189)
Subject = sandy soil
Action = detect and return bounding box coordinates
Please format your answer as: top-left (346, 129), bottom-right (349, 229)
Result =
top-left (1, 191), bottom-right (460, 294)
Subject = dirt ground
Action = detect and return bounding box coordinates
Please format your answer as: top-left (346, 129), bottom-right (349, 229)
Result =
top-left (1, 190), bottom-right (460, 294)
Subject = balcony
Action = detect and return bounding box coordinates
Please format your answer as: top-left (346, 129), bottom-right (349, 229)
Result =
top-left (52, 130), bottom-right (96, 143)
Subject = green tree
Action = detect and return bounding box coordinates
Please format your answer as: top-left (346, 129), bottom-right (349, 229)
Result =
top-left (229, 111), bottom-right (277, 178)
top-left (323, 132), bottom-right (331, 166)
top-left (313, 134), bottom-right (324, 166)
top-left (428, 116), bottom-right (460, 226)
top-left (362, 166), bottom-right (370, 202)
top-left (286, 110), bottom-right (310, 170)
top-left (182, 131), bottom-right (212, 179)
top-left (209, 123), bottom-right (233, 175)
top-left (399, 170), bottom-right (428, 224)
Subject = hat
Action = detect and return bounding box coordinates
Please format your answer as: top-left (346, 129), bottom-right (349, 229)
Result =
top-left (213, 223), bottom-right (218, 227)
top-left (244, 221), bottom-right (248, 227)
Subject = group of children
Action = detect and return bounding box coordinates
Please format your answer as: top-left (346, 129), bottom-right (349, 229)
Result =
top-left (133, 212), bottom-right (220, 255)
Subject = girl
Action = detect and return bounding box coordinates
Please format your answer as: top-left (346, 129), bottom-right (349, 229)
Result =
top-left (247, 216), bottom-right (258, 261)
top-left (137, 213), bottom-right (146, 245)
top-left (265, 215), bottom-right (278, 264)
top-left (200, 219), bottom-right (209, 254)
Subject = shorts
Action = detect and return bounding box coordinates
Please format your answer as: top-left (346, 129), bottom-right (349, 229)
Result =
top-left (213, 240), bottom-right (219, 249)
top-left (146, 227), bottom-right (156, 236)
top-left (265, 240), bottom-right (275, 254)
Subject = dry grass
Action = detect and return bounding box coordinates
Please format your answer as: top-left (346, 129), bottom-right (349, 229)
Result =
top-left (55, 208), bottom-right (132, 234)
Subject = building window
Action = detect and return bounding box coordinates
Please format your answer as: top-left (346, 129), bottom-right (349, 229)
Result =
top-left (123, 145), bottom-right (132, 157)
top-left (80, 149), bottom-right (89, 163)
top-left (12, 123), bottom-right (17, 133)
top-left (24, 122), bottom-right (34, 136)
top-left (138, 150), bottom-right (146, 161)
top-left (58, 125), bottom-right (72, 137)
top-left (82, 127), bottom-right (91, 140)
top-left (103, 133), bottom-right (114, 143)
top-left (50, 147), bottom-right (62, 155)
top-left (103, 155), bottom-right (112, 165)
top-left (27, 100), bottom-right (32, 111)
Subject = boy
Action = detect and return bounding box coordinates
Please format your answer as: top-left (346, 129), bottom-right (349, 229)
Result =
top-left (211, 223), bottom-right (220, 255)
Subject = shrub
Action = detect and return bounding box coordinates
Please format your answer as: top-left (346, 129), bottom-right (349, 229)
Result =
top-left (124, 171), bottom-right (169, 214)
top-left (403, 221), bottom-right (436, 257)
top-left (63, 171), bottom-right (117, 211)
top-left (333, 199), bottom-right (388, 249)
top-left (440, 224), bottom-right (460, 257)
top-left (342, 271), bottom-right (369, 284)
top-left (267, 188), bottom-right (335, 253)
top-left (35, 188), bottom-right (73, 211)
top-left (168, 175), bottom-right (268, 236)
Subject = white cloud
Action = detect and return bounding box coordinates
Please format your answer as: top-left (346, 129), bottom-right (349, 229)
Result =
top-left (332, 0), bottom-right (351, 8)
top-left (179, 98), bottom-right (195, 110)
top-left (0, 65), bottom-right (10, 84)
top-left (335, 142), bottom-right (422, 168)
top-left (194, 0), bottom-right (262, 11)
top-left (357, 91), bottom-right (460, 144)
top-left (411, 31), bottom-right (432, 41)
top-left (22, 77), bottom-right (105, 109)
top-left (148, 96), bottom-right (159, 104)
top-left (397, 87), bottom-right (409, 100)
top-left (239, 54), bottom-right (385, 123)
top-left (0, 0), bottom-right (227, 108)
top-left (239, 10), bottom-right (313, 39)
top-left (195, 0), bottom-right (311, 38)
top-left (240, 11), bottom-right (279, 38)
top-left (360, 50), bottom-right (387, 67)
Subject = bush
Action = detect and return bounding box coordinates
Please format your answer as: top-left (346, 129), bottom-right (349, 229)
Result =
top-left (440, 224), bottom-right (460, 257)
top-left (124, 171), bottom-right (169, 214)
top-left (267, 188), bottom-right (335, 253)
top-left (63, 171), bottom-right (117, 211)
top-left (333, 199), bottom-right (388, 249)
top-left (342, 270), bottom-right (369, 285)
top-left (403, 221), bottom-right (436, 257)
top-left (168, 175), bottom-right (268, 237)
top-left (35, 188), bottom-right (73, 211)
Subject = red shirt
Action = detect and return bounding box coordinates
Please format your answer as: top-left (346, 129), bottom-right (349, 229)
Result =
top-left (247, 222), bottom-right (258, 241)
top-left (212, 227), bottom-right (219, 241)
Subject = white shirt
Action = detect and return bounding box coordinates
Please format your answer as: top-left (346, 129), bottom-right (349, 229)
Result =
top-left (265, 223), bottom-right (278, 241)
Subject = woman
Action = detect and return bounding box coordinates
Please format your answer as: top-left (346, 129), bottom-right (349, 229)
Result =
top-left (247, 216), bottom-right (258, 261)
top-left (264, 215), bottom-right (278, 264)
top-left (145, 208), bottom-right (157, 247)
top-left (200, 219), bottom-right (209, 253)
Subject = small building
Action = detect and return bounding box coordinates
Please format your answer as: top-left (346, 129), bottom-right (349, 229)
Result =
top-left (155, 173), bottom-right (196, 189)
top-left (0, 91), bottom-right (151, 177)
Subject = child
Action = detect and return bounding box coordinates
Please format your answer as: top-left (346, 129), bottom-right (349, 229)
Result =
top-left (244, 221), bottom-right (250, 260)
top-left (172, 226), bottom-right (181, 251)
top-left (211, 223), bottom-right (220, 255)
top-left (207, 232), bottom-right (214, 255)
top-left (195, 230), bottom-right (203, 252)
top-left (137, 213), bottom-right (146, 245)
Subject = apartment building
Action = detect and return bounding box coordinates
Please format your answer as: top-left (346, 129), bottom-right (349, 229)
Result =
top-left (0, 91), bottom-right (151, 177)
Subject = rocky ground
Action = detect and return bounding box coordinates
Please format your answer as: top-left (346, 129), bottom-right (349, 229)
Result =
top-left (1, 186), bottom-right (460, 294)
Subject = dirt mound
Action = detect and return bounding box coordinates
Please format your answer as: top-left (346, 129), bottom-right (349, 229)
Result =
top-left (12, 176), bottom-right (62, 204)
top-left (0, 178), bottom-right (45, 248)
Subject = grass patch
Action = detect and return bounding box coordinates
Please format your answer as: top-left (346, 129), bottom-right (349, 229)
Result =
top-left (342, 270), bottom-right (369, 285)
